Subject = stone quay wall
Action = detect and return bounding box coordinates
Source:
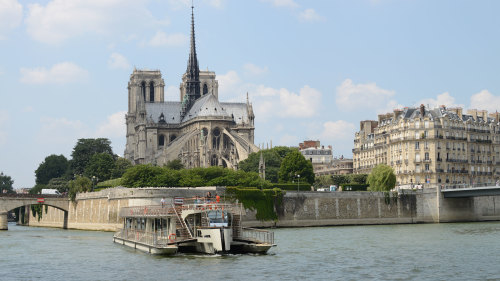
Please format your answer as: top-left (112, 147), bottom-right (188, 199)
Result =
top-left (26, 187), bottom-right (500, 231)
top-left (28, 187), bottom-right (221, 231)
top-left (242, 191), bottom-right (417, 227)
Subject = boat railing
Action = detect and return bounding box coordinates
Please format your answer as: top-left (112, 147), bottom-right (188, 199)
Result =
top-left (119, 202), bottom-right (243, 218)
top-left (240, 227), bottom-right (274, 245)
top-left (114, 228), bottom-right (171, 247)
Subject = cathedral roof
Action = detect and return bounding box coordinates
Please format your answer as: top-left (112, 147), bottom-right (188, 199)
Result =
top-left (146, 102), bottom-right (182, 124)
top-left (182, 93), bottom-right (230, 122)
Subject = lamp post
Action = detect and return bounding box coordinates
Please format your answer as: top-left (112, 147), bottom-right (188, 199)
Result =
top-left (92, 176), bottom-right (96, 192)
top-left (297, 174), bottom-right (300, 192)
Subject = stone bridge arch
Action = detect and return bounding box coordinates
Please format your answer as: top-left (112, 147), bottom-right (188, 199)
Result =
top-left (0, 197), bottom-right (70, 231)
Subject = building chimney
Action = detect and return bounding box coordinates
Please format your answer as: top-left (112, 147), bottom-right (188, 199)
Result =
top-left (467, 109), bottom-right (478, 121)
top-left (420, 104), bottom-right (425, 117)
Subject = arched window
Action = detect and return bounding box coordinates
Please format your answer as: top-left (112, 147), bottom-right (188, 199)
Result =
top-left (170, 135), bottom-right (177, 142)
top-left (158, 135), bottom-right (165, 147)
top-left (203, 83), bottom-right (208, 95)
top-left (149, 81), bottom-right (155, 102)
top-left (141, 81), bottom-right (146, 101)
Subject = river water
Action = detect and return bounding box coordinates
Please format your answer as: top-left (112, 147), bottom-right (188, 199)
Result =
top-left (1, 222), bottom-right (500, 280)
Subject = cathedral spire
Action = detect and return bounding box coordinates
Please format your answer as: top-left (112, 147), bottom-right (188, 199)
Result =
top-left (181, 3), bottom-right (201, 118)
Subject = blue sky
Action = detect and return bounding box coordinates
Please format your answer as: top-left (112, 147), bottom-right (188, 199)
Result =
top-left (1, 0), bottom-right (500, 188)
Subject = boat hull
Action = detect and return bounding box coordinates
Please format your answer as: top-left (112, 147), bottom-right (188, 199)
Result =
top-left (113, 236), bottom-right (178, 255)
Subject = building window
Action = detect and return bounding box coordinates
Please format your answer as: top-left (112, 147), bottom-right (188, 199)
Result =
top-left (203, 83), bottom-right (208, 95)
top-left (415, 142), bottom-right (420, 150)
top-left (149, 81), bottom-right (155, 102)
top-left (141, 81), bottom-right (146, 101)
top-left (158, 135), bottom-right (165, 147)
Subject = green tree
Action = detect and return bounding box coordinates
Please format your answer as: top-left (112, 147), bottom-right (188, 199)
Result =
top-left (68, 176), bottom-right (92, 201)
top-left (367, 164), bottom-right (396, 192)
top-left (29, 184), bottom-right (45, 195)
top-left (278, 150), bottom-right (314, 184)
top-left (111, 157), bottom-right (133, 179)
top-left (272, 146), bottom-right (295, 159)
top-left (332, 175), bottom-right (350, 186)
top-left (70, 138), bottom-right (114, 175)
top-left (239, 148), bottom-right (284, 183)
top-left (84, 153), bottom-right (115, 181)
top-left (350, 174), bottom-right (368, 184)
top-left (46, 177), bottom-right (69, 193)
top-left (165, 159), bottom-right (184, 170)
top-left (314, 175), bottom-right (334, 188)
top-left (0, 172), bottom-right (14, 194)
top-left (35, 154), bottom-right (69, 184)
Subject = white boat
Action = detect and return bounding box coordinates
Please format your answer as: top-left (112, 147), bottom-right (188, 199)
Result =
top-left (113, 198), bottom-right (275, 255)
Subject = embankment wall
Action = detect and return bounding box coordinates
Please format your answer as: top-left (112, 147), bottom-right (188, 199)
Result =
top-left (26, 187), bottom-right (500, 231)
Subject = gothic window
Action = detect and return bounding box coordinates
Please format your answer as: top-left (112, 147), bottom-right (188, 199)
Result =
top-left (203, 83), bottom-right (208, 95)
top-left (149, 81), bottom-right (155, 102)
top-left (170, 135), bottom-right (177, 142)
top-left (159, 135), bottom-right (165, 147)
top-left (141, 81), bottom-right (146, 101)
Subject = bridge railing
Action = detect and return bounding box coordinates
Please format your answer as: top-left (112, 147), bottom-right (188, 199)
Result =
top-left (0, 194), bottom-right (66, 198)
top-left (441, 183), bottom-right (500, 191)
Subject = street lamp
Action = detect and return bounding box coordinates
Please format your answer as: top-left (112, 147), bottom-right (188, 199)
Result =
top-left (92, 176), bottom-right (96, 192)
top-left (297, 174), bottom-right (300, 192)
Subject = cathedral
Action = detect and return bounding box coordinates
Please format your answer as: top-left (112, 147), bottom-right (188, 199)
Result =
top-left (124, 6), bottom-right (259, 169)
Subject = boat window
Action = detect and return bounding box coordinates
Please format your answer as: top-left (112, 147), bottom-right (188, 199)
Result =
top-left (207, 210), bottom-right (228, 227)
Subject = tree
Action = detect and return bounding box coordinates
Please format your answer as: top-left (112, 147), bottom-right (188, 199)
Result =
top-left (46, 177), bottom-right (69, 193)
top-left (332, 175), bottom-right (350, 186)
top-left (70, 138), bottom-right (114, 175)
top-left (367, 164), bottom-right (396, 192)
top-left (239, 149), bottom-right (282, 183)
top-left (278, 150), bottom-right (315, 184)
top-left (314, 175), bottom-right (334, 188)
top-left (165, 159), bottom-right (184, 170)
top-left (35, 154), bottom-right (69, 184)
top-left (0, 172), bottom-right (14, 194)
top-left (111, 158), bottom-right (133, 178)
top-left (68, 176), bottom-right (92, 201)
top-left (350, 174), bottom-right (368, 184)
top-left (84, 153), bottom-right (115, 181)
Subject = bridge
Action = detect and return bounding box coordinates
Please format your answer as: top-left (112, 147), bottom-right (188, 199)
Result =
top-left (441, 184), bottom-right (500, 198)
top-left (0, 194), bottom-right (70, 230)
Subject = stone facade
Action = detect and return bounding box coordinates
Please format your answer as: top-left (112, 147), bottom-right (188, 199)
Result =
top-left (124, 7), bottom-right (258, 169)
top-left (353, 105), bottom-right (500, 186)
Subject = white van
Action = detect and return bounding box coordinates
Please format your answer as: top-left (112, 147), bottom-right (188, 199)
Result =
top-left (41, 189), bottom-right (61, 195)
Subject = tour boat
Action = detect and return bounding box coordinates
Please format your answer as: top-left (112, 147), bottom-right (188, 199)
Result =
top-left (113, 198), bottom-right (275, 255)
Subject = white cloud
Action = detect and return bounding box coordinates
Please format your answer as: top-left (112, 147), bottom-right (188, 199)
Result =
top-left (147, 31), bottom-right (188, 47)
top-left (0, 0), bottom-right (22, 39)
top-left (25, 0), bottom-right (160, 44)
top-left (470, 90), bottom-right (500, 113)
top-left (262, 0), bottom-right (299, 8)
top-left (108, 52), bottom-right (131, 70)
top-left (298, 8), bottom-right (325, 22)
top-left (276, 85), bottom-right (321, 118)
top-left (319, 120), bottom-right (356, 142)
top-left (417, 92), bottom-right (463, 109)
top-left (0, 110), bottom-right (9, 145)
top-left (336, 79), bottom-right (395, 111)
top-left (20, 62), bottom-right (89, 84)
top-left (218, 70), bottom-right (242, 99)
top-left (218, 70), bottom-right (322, 118)
top-left (96, 111), bottom-right (126, 138)
top-left (243, 63), bottom-right (269, 76)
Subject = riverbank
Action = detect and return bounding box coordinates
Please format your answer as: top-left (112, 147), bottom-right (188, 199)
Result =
top-left (23, 186), bottom-right (500, 231)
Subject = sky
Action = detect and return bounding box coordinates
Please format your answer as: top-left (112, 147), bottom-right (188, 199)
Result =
top-left (1, 0), bottom-right (500, 188)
